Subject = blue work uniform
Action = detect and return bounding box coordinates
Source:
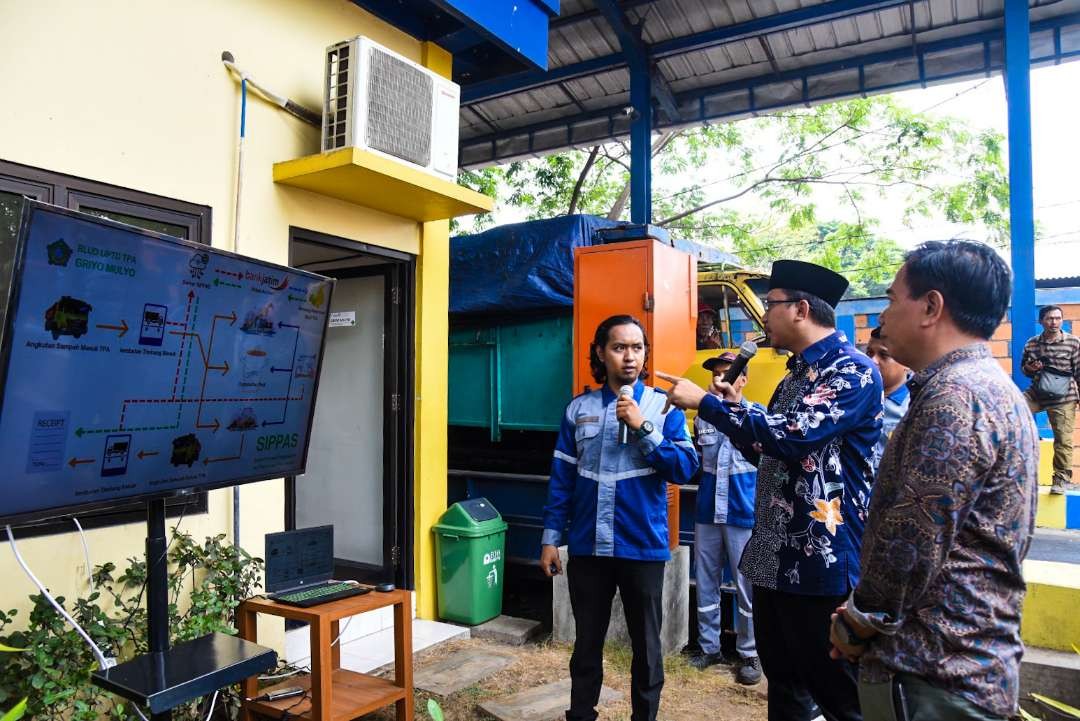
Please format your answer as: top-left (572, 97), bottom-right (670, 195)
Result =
top-left (542, 378), bottom-right (698, 721)
top-left (693, 402), bottom-right (759, 660)
top-left (541, 379), bottom-right (699, 559)
top-left (872, 381), bottom-right (911, 467)
top-left (694, 402), bottom-right (759, 527)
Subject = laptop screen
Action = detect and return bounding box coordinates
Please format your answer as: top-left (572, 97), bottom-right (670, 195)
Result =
top-left (264, 525), bottom-right (334, 593)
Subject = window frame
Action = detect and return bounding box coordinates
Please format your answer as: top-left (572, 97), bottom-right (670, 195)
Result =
top-left (0, 159), bottom-right (213, 537)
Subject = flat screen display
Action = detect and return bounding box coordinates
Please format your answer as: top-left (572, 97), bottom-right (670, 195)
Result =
top-left (0, 201), bottom-right (333, 524)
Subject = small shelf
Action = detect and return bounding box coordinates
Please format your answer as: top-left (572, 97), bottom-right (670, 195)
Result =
top-left (239, 590), bottom-right (412, 721)
top-left (246, 669), bottom-right (406, 721)
top-left (92, 632), bottom-right (276, 714)
top-left (273, 148), bottom-right (493, 223)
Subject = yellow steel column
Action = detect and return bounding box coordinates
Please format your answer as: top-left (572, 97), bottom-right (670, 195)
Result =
top-left (413, 41), bottom-right (453, 620)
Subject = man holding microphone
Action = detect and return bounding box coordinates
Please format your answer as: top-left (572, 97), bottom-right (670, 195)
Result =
top-left (540, 314), bottom-right (699, 721)
top-left (659, 260), bottom-right (882, 721)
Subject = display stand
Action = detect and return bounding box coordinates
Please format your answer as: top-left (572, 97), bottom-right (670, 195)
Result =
top-left (91, 498), bottom-right (277, 717)
top-left (238, 590), bottom-right (413, 721)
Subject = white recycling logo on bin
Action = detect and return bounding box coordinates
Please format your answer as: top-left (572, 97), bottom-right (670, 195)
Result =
top-left (484, 548), bottom-right (501, 588)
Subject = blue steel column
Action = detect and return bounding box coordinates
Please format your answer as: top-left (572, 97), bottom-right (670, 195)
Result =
top-left (629, 57), bottom-right (653, 224)
top-left (1004, 0), bottom-right (1035, 388)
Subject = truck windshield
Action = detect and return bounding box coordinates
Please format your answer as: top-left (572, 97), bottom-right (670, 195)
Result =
top-left (697, 284), bottom-right (768, 350)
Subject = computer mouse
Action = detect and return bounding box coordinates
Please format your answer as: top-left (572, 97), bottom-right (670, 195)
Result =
top-left (374, 582), bottom-right (395, 593)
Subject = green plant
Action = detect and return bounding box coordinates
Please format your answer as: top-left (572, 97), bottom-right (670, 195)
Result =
top-left (427, 697), bottom-right (445, 721)
top-left (0, 529), bottom-right (264, 720)
top-left (0, 642), bottom-right (25, 721)
top-left (0, 698), bottom-right (26, 721)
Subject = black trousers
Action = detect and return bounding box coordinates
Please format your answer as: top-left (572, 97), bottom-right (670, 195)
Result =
top-left (566, 555), bottom-right (666, 721)
top-left (753, 585), bottom-right (862, 721)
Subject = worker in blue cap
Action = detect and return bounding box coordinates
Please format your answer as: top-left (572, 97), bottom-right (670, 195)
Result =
top-left (688, 351), bottom-right (762, 685)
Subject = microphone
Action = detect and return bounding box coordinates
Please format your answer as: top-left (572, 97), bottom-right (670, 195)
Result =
top-left (722, 341), bottom-right (758, 384)
top-left (618, 385), bottom-right (634, 444)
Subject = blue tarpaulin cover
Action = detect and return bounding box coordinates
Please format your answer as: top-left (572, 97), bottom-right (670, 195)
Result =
top-left (450, 214), bottom-right (739, 314)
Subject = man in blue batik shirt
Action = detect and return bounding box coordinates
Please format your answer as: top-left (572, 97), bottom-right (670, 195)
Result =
top-left (540, 315), bottom-right (698, 721)
top-left (659, 260), bottom-right (883, 721)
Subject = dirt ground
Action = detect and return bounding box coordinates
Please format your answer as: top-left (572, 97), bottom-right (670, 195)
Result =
top-left (361, 636), bottom-right (768, 721)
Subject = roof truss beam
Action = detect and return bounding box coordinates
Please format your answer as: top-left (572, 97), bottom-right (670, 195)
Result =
top-left (594, 0), bottom-right (679, 120)
top-left (462, 0), bottom-right (913, 105)
top-left (459, 11), bottom-right (1080, 167)
top-left (549, 0), bottom-right (657, 31)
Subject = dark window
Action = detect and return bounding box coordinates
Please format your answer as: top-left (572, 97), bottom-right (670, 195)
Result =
top-left (0, 159), bottom-right (213, 536)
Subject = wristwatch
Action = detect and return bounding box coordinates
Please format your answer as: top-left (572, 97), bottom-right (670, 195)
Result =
top-left (636, 420), bottom-right (655, 438)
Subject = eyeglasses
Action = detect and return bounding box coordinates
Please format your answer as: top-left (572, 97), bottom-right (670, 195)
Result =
top-left (764, 299), bottom-right (800, 311)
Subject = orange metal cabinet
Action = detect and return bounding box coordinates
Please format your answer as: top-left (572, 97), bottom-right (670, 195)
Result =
top-left (573, 240), bottom-right (697, 552)
top-left (573, 239), bottom-right (697, 394)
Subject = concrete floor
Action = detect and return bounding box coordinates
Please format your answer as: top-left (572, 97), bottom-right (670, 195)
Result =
top-left (1028, 527), bottom-right (1080, 564)
top-left (282, 601), bottom-right (469, 673)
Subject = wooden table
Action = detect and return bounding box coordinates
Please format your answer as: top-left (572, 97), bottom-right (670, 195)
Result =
top-left (238, 590), bottom-right (413, 721)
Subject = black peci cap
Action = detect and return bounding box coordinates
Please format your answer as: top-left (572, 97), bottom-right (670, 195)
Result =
top-left (768, 260), bottom-right (849, 308)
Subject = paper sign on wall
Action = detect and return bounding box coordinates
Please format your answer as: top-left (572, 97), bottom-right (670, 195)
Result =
top-left (329, 311), bottom-right (356, 327)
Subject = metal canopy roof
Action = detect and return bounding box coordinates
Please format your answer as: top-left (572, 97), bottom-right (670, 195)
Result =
top-left (459, 0), bottom-right (1080, 167)
top-left (352, 0), bottom-right (560, 80)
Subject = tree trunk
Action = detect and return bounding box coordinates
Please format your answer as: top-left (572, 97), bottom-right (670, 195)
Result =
top-left (651, 130), bottom-right (679, 157)
top-left (606, 131), bottom-right (677, 220)
top-left (608, 183), bottom-right (631, 220)
top-left (568, 146), bottom-right (600, 215)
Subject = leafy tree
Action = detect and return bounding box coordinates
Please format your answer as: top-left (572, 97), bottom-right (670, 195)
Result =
top-left (722, 219), bottom-right (904, 297)
top-left (457, 94), bottom-right (1009, 296)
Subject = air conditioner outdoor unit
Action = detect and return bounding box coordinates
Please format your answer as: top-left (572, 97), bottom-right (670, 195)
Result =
top-left (322, 36), bottom-right (460, 181)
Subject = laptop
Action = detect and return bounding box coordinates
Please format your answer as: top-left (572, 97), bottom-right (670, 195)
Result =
top-left (264, 525), bottom-right (368, 607)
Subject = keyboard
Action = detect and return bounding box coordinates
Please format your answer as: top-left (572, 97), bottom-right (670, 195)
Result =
top-left (271, 582), bottom-right (369, 607)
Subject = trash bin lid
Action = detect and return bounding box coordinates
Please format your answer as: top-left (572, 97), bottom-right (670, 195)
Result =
top-left (433, 498), bottom-right (507, 537)
top-left (458, 497), bottom-right (499, 522)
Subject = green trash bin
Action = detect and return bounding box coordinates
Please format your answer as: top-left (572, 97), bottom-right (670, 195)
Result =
top-left (433, 497), bottom-right (507, 625)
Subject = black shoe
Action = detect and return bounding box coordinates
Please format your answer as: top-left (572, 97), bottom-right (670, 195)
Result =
top-left (681, 642), bottom-right (703, 658)
top-left (688, 652), bottom-right (726, 670)
top-left (1051, 483), bottom-right (1066, 496)
top-left (735, 656), bottom-right (762, 685)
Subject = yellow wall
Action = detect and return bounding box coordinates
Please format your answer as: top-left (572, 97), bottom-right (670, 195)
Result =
top-left (414, 43), bottom-right (453, 621)
top-left (1022, 559), bottom-right (1080, 651)
top-left (415, 219), bottom-right (450, 620)
top-left (0, 0), bottom-right (455, 649)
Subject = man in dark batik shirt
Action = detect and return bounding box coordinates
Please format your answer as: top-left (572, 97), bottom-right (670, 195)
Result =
top-left (829, 241), bottom-right (1038, 721)
top-left (660, 260), bottom-right (882, 721)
